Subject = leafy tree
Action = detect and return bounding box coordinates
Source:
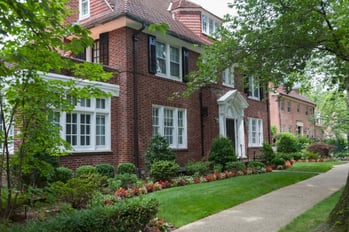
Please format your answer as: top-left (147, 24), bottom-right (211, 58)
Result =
top-left (0, 0), bottom-right (111, 220)
top-left (186, 0), bottom-right (349, 230)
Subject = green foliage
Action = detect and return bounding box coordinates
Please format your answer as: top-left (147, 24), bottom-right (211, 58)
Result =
top-left (7, 198), bottom-right (159, 232)
top-left (225, 162), bottom-right (245, 171)
top-left (96, 164), bottom-right (115, 178)
top-left (49, 167), bottom-right (73, 183)
top-left (49, 174), bottom-right (107, 208)
top-left (303, 151), bottom-right (320, 160)
top-left (185, 161), bottom-right (209, 176)
top-left (325, 137), bottom-right (348, 153)
top-left (114, 174), bottom-right (138, 189)
top-left (117, 163), bottom-right (136, 174)
top-left (150, 160), bottom-right (179, 181)
top-left (276, 133), bottom-right (299, 153)
top-left (145, 135), bottom-right (176, 170)
top-left (276, 152), bottom-right (293, 161)
top-left (260, 142), bottom-right (275, 164)
top-left (76, 165), bottom-right (97, 177)
top-left (288, 152), bottom-right (303, 161)
top-left (306, 142), bottom-right (336, 158)
top-left (107, 178), bottom-right (122, 191)
top-left (208, 137), bottom-right (237, 170)
top-left (271, 157), bottom-right (285, 166)
top-left (296, 135), bottom-right (310, 151)
top-left (247, 161), bottom-right (265, 169)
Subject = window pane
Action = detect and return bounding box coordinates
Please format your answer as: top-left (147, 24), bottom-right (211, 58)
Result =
top-left (156, 42), bottom-right (166, 75)
top-left (178, 111), bottom-right (184, 145)
top-left (202, 15), bottom-right (207, 33)
top-left (80, 114), bottom-right (91, 146)
top-left (170, 47), bottom-right (180, 77)
top-left (96, 98), bottom-right (106, 109)
top-left (96, 115), bottom-right (106, 146)
top-left (66, 113), bottom-right (77, 146)
top-left (164, 108), bottom-right (174, 144)
top-left (152, 107), bottom-right (160, 135)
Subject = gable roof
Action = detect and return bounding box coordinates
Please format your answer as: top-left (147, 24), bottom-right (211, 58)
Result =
top-left (277, 86), bottom-right (315, 105)
top-left (82, 0), bottom-right (209, 45)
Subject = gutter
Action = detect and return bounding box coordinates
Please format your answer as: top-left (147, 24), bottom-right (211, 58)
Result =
top-left (132, 23), bottom-right (146, 175)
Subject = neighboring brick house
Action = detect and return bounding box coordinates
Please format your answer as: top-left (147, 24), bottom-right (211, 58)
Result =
top-left (56, 0), bottom-right (270, 171)
top-left (269, 86), bottom-right (323, 140)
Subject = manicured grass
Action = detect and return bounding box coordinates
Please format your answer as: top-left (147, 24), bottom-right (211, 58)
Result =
top-left (279, 188), bottom-right (343, 232)
top-left (146, 172), bottom-right (316, 227)
top-left (286, 161), bottom-right (346, 173)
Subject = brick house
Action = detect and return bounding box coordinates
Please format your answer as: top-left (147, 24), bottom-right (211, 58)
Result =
top-left (269, 86), bottom-right (323, 140)
top-left (56, 0), bottom-right (271, 171)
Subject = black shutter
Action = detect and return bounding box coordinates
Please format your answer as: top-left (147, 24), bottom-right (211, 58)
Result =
top-left (244, 75), bottom-right (250, 96)
top-left (259, 86), bottom-right (264, 100)
top-left (182, 47), bottom-right (189, 82)
top-left (76, 48), bottom-right (86, 60)
top-left (99, 32), bottom-right (109, 65)
top-left (148, 35), bottom-right (157, 74)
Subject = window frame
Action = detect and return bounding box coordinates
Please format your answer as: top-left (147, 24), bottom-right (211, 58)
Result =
top-left (79, 0), bottom-right (90, 20)
top-left (155, 41), bottom-right (182, 81)
top-left (152, 105), bottom-right (187, 149)
top-left (248, 117), bottom-right (263, 147)
top-left (201, 13), bottom-right (220, 36)
top-left (248, 76), bottom-right (260, 100)
top-left (287, 101), bottom-right (291, 112)
top-left (222, 66), bottom-right (234, 87)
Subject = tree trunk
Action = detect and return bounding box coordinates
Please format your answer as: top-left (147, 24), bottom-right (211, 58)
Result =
top-left (327, 91), bottom-right (349, 231)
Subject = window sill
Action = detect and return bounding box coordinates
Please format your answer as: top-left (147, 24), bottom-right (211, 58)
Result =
top-left (155, 74), bottom-right (182, 82)
top-left (70, 149), bottom-right (112, 153)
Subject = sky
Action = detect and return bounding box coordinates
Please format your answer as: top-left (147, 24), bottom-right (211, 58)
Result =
top-left (190, 0), bottom-right (233, 18)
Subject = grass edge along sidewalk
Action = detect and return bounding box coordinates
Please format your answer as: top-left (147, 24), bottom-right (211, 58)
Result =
top-left (146, 171), bottom-right (316, 227)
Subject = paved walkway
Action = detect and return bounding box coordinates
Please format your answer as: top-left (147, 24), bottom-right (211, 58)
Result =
top-left (174, 162), bottom-right (349, 232)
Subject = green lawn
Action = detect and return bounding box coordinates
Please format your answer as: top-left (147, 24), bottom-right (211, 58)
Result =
top-left (146, 172), bottom-right (316, 227)
top-left (279, 188), bottom-right (343, 232)
top-left (286, 161), bottom-right (346, 173)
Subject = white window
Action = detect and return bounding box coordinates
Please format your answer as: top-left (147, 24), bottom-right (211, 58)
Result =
top-left (55, 97), bottom-right (111, 152)
top-left (156, 42), bottom-right (181, 80)
top-left (222, 66), bottom-right (234, 87)
top-left (152, 105), bottom-right (187, 149)
top-left (79, 0), bottom-right (90, 19)
top-left (202, 14), bottom-right (220, 36)
top-left (248, 118), bottom-right (263, 147)
top-left (248, 76), bottom-right (260, 100)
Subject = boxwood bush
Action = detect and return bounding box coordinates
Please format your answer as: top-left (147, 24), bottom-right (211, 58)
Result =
top-left (150, 160), bottom-right (179, 181)
top-left (49, 167), bottom-right (73, 183)
top-left (96, 164), bottom-right (115, 178)
top-left (225, 161), bottom-right (245, 171)
top-left (76, 165), bottom-right (97, 177)
top-left (185, 161), bottom-right (209, 176)
top-left (6, 198), bottom-right (159, 232)
top-left (117, 163), bottom-right (136, 174)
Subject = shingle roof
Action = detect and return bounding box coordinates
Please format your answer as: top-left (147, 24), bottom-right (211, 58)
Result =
top-left (82, 0), bottom-right (207, 45)
top-left (277, 86), bottom-right (315, 105)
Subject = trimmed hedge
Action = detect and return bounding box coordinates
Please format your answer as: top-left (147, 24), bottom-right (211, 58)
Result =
top-left (96, 164), bottom-right (115, 178)
top-left (76, 165), bottom-right (96, 177)
top-left (50, 167), bottom-right (73, 183)
top-left (117, 163), bottom-right (136, 174)
top-left (185, 161), bottom-right (209, 176)
top-left (150, 160), bottom-right (179, 181)
top-left (6, 198), bottom-right (159, 232)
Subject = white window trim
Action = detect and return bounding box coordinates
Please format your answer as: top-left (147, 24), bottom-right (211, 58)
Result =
top-left (79, 0), bottom-right (90, 20)
top-left (156, 41), bottom-right (182, 81)
top-left (248, 117), bottom-right (263, 147)
top-left (222, 66), bottom-right (235, 87)
top-left (201, 13), bottom-right (221, 36)
top-left (57, 97), bottom-right (111, 153)
top-left (248, 76), bottom-right (260, 100)
top-left (152, 105), bottom-right (187, 149)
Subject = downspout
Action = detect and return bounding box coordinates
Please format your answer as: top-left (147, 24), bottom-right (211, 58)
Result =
top-left (199, 90), bottom-right (205, 157)
top-left (132, 24), bottom-right (145, 174)
top-left (266, 86), bottom-right (272, 144)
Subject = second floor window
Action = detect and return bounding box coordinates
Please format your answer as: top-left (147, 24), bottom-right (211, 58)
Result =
top-left (202, 14), bottom-right (220, 36)
top-left (222, 66), bottom-right (234, 87)
top-left (280, 98), bottom-right (284, 111)
top-left (287, 101), bottom-right (291, 112)
top-left (248, 76), bottom-right (260, 100)
top-left (79, 0), bottom-right (90, 19)
top-left (156, 42), bottom-right (181, 80)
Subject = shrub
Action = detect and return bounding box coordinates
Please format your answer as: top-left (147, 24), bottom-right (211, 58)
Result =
top-left (117, 163), bottom-right (136, 174)
top-left (306, 142), bottom-right (336, 158)
top-left (185, 161), bottom-right (209, 176)
top-left (208, 137), bottom-right (237, 170)
top-left (145, 135), bottom-right (176, 170)
top-left (213, 164), bottom-right (223, 172)
top-left (277, 152), bottom-right (293, 161)
top-left (7, 198), bottom-right (159, 232)
top-left (303, 151), bottom-right (320, 160)
top-left (247, 161), bottom-right (265, 169)
top-left (107, 178), bottom-right (122, 191)
top-left (225, 161), bottom-right (245, 171)
top-left (276, 132), bottom-right (299, 153)
top-left (76, 165), bottom-right (96, 177)
top-left (96, 164), bottom-right (115, 178)
top-left (271, 157), bottom-right (285, 166)
top-left (49, 167), bottom-right (73, 183)
top-left (297, 135), bottom-right (310, 150)
top-left (49, 173), bottom-right (107, 209)
top-left (150, 160), bottom-right (179, 181)
top-left (115, 174), bottom-right (138, 188)
top-left (289, 152), bottom-right (303, 161)
top-left (260, 142), bottom-right (275, 164)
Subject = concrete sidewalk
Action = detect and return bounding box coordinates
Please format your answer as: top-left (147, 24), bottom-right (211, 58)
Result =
top-left (174, 162), bottom-right (349, 232)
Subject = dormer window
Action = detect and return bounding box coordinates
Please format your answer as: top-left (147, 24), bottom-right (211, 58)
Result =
top-left (202, 14), bottom-right (220, 36)
top-left (79, 0), bottom-right (90, 20)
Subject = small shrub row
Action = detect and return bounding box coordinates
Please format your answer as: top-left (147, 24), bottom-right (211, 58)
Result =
top-left (7, 198), bottom-right (158, 232)
top-left (185, 161), bottom-right (209, 176)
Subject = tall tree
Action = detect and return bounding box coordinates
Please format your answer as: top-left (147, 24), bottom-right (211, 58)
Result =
top-left (0, 0), bottom-right (111, 220)
top-left (188, 0), bottom-right (349, 230)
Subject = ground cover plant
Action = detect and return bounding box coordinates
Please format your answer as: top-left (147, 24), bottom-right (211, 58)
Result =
top-left (286, 161), bottom-right (346, 173)
top-left (146, 172), bottom-right (316, 227)
top-left (279, 189), bottom-right (344, 232)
